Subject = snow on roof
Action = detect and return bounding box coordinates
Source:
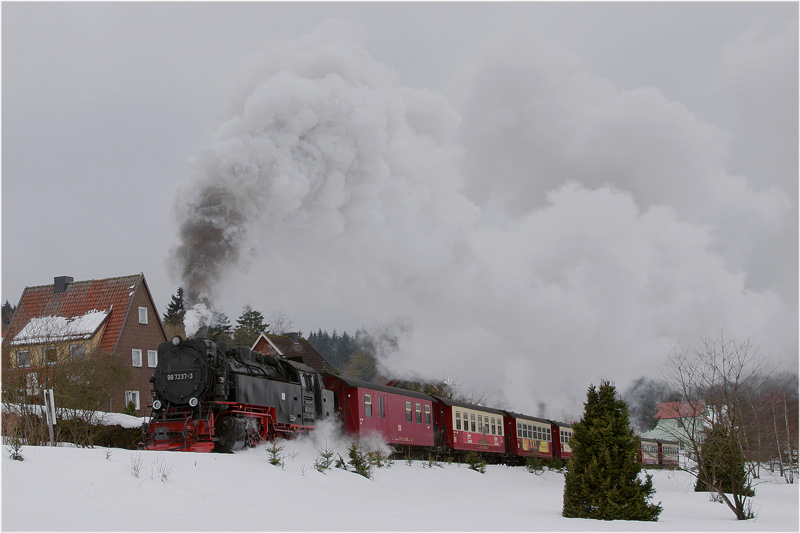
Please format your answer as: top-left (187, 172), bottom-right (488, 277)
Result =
top-left (10, 309), bottom-right (110, 345)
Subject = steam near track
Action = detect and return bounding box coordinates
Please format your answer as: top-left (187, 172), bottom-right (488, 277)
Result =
top-left (169, 23), bottom-right (795, 417)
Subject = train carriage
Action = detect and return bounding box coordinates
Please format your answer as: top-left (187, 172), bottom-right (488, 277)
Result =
top-left (322, 374), bottom-right (435, 453)
top-left (502, 411), bottom-right (554, 461)
top-left (550, 420), bottom-right (574, 460)
top-left (432, 397), bottom-right (506, 458)
top-left (639, 437), bottom-right (660, 465)
top-left (659, 440), bottom-right (680, 467)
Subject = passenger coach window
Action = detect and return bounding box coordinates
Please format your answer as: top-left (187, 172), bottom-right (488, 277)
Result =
top-left (406, 402), bottom-right (413, 422)
top-left (365, 394), bottom-right (372, 417)
top-left (456, 411), bottom-right (462, 430)
top-left (491, 418), bottom-right (496, 435)
top-left (425, 405), bottom-right (431, 425)
top-left (415, 403), bottom-right (422, 423)
top-left (379, 397), bottom-right (385, 418)
top-left (471, 413), bottom-right (476, 432)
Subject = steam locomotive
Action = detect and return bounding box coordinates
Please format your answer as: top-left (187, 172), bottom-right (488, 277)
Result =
top-left (142, 336), bottom-right (333, 452)
top-left (142, 336), bottom-right (679, 467)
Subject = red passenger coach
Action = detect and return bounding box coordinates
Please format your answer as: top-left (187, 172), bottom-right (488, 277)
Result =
top-left (639, 438), bottom-right (660, 465)
top-left (660, 440), bottom-right (680, 467)
top-left (502, 412), bottom-right (554, 461)
top-left (550, 420), bottom-right (574, 460)
top-left (432, 397), bottom-right (506, 458)
top-left (322, 375), bottom-right (435, 453)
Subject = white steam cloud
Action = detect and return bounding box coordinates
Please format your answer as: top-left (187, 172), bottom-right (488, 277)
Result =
top-left (171, 23), bottom-right (796, 417)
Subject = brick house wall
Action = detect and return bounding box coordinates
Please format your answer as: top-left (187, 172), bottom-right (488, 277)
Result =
top-left (110, 278), bottom-right (167, 414)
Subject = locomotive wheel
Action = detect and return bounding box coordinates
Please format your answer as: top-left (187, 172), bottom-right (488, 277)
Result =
top-left (214, 415), bottom-right (246, 453)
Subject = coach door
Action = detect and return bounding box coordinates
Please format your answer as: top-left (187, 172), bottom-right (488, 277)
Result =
top-left (300, 372), bottom-right (316, 426)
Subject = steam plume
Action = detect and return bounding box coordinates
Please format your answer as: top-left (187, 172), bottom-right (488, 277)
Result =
top-left (170, 24), bottom-right (795, 415)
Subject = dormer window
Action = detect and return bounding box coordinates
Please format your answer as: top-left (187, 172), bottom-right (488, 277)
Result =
top-left (138, 307), bottom-right (148, 324)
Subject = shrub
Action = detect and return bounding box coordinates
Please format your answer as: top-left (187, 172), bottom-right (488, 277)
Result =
top-left (265, 442), bottom-right (284, 467)
top-left (347, 440), bottom-right (372, 479)
top-left (314, 442), bottom-right (336, 473)
top-left (526, 455), bottom-right (544, 474)
top-left (465, 451), bottom-right (486, 474)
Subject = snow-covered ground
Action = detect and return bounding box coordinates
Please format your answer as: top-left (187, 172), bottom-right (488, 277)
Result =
top-left (2, 423), bottom-right (797, 531)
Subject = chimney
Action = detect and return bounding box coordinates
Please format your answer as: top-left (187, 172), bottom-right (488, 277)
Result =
top-left (285, 332), bottom-right (300, 344)
top-left (54, 276), bottom-right (74, 294)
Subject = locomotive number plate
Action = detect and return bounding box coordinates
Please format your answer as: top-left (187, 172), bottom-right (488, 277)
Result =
top-left (166, 372), bottom-right (194, 381)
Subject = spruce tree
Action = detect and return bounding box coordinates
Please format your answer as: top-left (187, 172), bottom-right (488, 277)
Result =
top-left (207, 312), bottom-right (233, 344)
top-left (162, 287), bottom-right (185, 326)
top-left (562, 380), bottom-right (662, 521)
top-left (695, 424), bottom-right (754, 497)
top-left (233, 305), bottom-right (267, 347)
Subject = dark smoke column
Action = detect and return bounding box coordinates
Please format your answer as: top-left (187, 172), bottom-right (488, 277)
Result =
top-left (172, 184), bottom-right (246, 314)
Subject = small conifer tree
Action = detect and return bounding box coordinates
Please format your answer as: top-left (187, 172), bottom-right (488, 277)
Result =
top-left (562, 380), bottom-right (662, 521)
top-left (695, 424), bottom-right (754, 498)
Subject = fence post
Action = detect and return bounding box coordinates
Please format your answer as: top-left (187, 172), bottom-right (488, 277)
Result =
top-left (43, 389), bottom-right (56, 446)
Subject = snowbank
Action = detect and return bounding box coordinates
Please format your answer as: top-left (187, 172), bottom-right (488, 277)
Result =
top-left (2, 428), bottom-right (797, 531)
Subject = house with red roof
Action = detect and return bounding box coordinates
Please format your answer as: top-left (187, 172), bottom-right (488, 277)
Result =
top-left (640, 401), bottom-right (707, 451)
top-left (252, 332), bottom-right (333, 374)
top-left (2, 274), bottom-right (166, 414)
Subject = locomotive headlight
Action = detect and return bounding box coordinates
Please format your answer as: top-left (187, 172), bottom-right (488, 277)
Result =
top-left (189, 397), bottom-right (199, 407)
top-left (152, 400), bottom-right (162, 410)
top-left (172, 335), bottom-right (182, 346)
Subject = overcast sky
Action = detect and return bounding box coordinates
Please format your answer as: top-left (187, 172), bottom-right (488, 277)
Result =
top-left (2, 2), bottom-right (797, 416)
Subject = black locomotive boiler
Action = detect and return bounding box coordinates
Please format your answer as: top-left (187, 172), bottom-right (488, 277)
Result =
top-left (142, 336), bottom-right (333, 452)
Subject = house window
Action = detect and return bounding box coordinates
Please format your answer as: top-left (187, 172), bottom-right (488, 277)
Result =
top-left (26, 372), bottom-right (40, 396)
top-left (405, 402), bottom-right (412, 422)
top-left (125, 390), bottom-right (140, 411)
top-left (16, 350), bottom-right (31, 367)
top-left (147, 350), bottom-right (158, 368)
top-left (44, 347), bottom-right (58, 365)
top-left (131, 349), bottom-right (142, 367)
top-left (364, 394), bottom-right (372, 418)
top-left (69, 344), bottom-right (85, 359)
top-left (138, 307), bottom-right (148, 324)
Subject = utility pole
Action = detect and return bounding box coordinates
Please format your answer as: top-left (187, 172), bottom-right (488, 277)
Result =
top-left (43, 389), bottom-right (56, 446)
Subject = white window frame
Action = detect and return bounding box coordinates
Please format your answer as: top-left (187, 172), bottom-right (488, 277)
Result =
top-left (138, 306), bottom-right (148, 324)
top-left (147, 349), bottom-right (158, 368)
top-left (69, 344), bottom-right (85, 359)
top-left (16, 350), bottom-right (31, 367)
top-left (131, 349), bottom-right (142, 367)
top-left (125, 390), bottom-right (140, 410)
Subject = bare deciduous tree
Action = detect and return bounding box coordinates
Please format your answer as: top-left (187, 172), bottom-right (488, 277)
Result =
top-left (661, 331), bottom-right (774, 520)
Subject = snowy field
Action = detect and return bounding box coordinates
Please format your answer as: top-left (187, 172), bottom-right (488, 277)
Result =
top-left (2, 425), bottom-right (797, 531)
